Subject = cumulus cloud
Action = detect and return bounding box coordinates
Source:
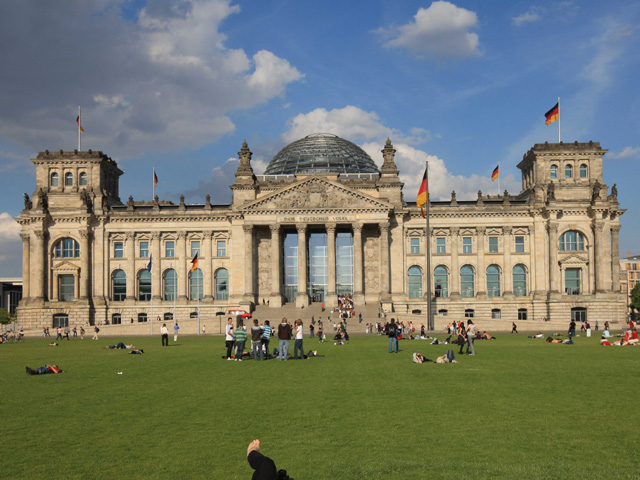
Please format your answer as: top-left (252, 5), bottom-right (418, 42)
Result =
top-left (377, 1), bottom-right (480, 60)
top-left (0, 0), bottom-right (303, 158)
top-left (0, 212), bottom-right (20, 240)
top-left (0, 212), bottom-right (21, 276)
top-left (512, 9), bottom-right (541, 26)
top-left (607, 146), bottom-right (640, 159)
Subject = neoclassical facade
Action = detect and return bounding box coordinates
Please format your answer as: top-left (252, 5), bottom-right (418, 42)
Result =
top-left (16, 134), bottom-right (626, 330)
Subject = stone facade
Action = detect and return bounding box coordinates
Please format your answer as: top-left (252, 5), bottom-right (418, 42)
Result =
top-left (16, 139), bottom-right (626, 332)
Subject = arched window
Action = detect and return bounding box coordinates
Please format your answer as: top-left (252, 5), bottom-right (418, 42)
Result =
top-left (54, 238), bottom-right (80, 258)
top-left (65, 172), bottom-right (73, 186)
top-left (163, 269), bottom-right (177, 301)
top-left (408, 266), bottom-right (422, 298)
top-left (559, 231), bottom-right (585, 251)
top-left (112, 270), bottom-right (126, 301)
top-left (565, 164), bottom-right (573, 178)
top-left (215, 268), bottom-right (229, 301)
top-left (137, 270), bottom-right (151, 301)
top-left (579, 164), bottom-right (588, 178)
top-left (50, 172), bottom-right (59, 187)
top-left (434, 266), bottom-right (448, 298)
top-left (513, 264), bottom-right (527, 296)
top-left (486, 265), bottom-right (501, 297)
top-left (550, 165), bottom-right (558, 179)
top-left (460, 265), bottom-right (475, 298)
top-left (79, 172), bottom-right (88, 186)
top-left (189, 268), bottom-right (203, 300)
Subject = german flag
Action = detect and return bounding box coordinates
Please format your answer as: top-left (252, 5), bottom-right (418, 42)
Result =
top-left (153, 169), bottom-right (158, 187)
top-left (491, 165), bottom-right (499, 181)
top-left (76, 115), bottom-right (84, 133)
top-left (416, 167), bottom-right (428, 218)
top-left (545, 102), bottom-right (559, 125)
top-left (190, 253), bottom-right (198, 273)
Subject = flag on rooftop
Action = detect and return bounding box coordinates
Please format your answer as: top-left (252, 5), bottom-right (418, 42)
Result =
top-left (491, 165), bottom-right (499, 181)
top-left (545, 102), bottom-right (559, 125)
top-left (416, 167), bottom-right (428, 218)
top-left (76, 115), bottom-right (84, 133)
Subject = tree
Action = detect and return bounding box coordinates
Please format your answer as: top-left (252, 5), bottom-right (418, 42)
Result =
top-left (0, 308), bottom-right (12, 325)
top-left (630, 283), bottom-right (640, 320)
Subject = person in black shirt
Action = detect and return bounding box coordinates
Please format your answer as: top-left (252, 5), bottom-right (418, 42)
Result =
top-left (387, 318), bottom-right (398, 353)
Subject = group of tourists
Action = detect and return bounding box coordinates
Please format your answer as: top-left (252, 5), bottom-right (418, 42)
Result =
top-left (333, 294), bottom-right (355, 319)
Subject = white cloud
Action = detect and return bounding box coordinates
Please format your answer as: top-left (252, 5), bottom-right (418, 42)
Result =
top-left (378, 1), bottom-right (480, 60)
top-left (512, 10), bottom-right (541, 26)
top-left (608, 146), bottom-right (640, 159)
top-left (0, 212), bottom-right (20, 240)
top-left (0, 0), bottom-right (303, 157)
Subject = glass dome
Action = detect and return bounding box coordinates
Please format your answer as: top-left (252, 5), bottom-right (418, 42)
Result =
top-left (264, 133), bottom-right (380, 175)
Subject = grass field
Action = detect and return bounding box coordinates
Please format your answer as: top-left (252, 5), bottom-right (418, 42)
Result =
top-left (2, 332), bottom-right (639, 480)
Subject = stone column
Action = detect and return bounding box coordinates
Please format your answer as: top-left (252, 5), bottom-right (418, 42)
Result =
top-left (611, 225), bottom-right (621, 293)
top-left (243, 225), bottom-right (255, 303)
top-left (593, 222), bottom-right (606, 293)
top-left (177, 233), bottom-right (187, 300)
top-left (33, 230), bottom-right (47, 301)
top-left (476, 227), bottom-right (486, 297)
top-left (52, 272), bottom-right (59, 301)
top-left (203, 232), bottom-right (213, 301)
top-left (269, 224), bottom-right (283, 307)
top-left (547, 224), bottom-right (559, 293)
top-left (126, 232), bottom-right (135, 300)
top-left (325, 223), bottom-right (337, 307)
top-left (379, 222), bottom-right (391, 301)
top-left (502, 227), bottom-right (513, 297)
top-left (74, 272), bottom-right (80, 300)
top-left (449, 227), bottom-right (460, 297)
top-left (295, 224), bottom-right (308, 307)
top-left (20, 234), bottom-right (30, 302)
top-left (79, 229), bottom-right (91, 300)
top-left (151, 233), bottom-right (161, 300)
top-left (352, 223), bottom-right (364, 305)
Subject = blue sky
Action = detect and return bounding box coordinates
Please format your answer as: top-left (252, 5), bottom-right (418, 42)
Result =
top-left (1, 0), bottom-right (639, 277)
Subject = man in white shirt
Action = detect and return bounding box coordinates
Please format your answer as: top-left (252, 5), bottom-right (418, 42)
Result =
top-left (161, 323), bottom-right (169, 346)
top-left (225, 318), bottom-right (235, 360)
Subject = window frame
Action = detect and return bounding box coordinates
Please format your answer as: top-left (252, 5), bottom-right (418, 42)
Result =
top-left (550, 164), bottom-right (558, 179)
top-left (64, 172), bottom-right (73, 186)
top-left (50, 172), bottom-right (59, 187)
top-left (165, 240), bottom-right (175, 258)
top-left (217, 240), bottom-right (227, 257)
top-left (139, 241), bottom-right (149, 258)
top-left (436, 237), bottom-right (446, 254)
top-left (410, 238), bottom-right (420, 255)
top-left (79, 172), bottom-right (88, 186)
top-left (462, 237), bottom-right (472, 254)
top-left (488, 236), bottom-right (498, 253)
top-left (515, 236), bottom-right (525, 253)
top-left (565, 164), bottom-right (573, 178)
top-left (59, 274), bottom-right (75, 301)
top-left (114, 241), bottom-right (124, 258)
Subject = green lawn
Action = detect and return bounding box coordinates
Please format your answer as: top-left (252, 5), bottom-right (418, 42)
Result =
top-left (2, 332), bottom-right (639, 479)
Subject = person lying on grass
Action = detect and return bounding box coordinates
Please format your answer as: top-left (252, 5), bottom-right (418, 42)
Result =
top-left (129, 349), bottom-right (144, 354)
top-left (48, 342), bottom-right (58, 346)
top-left (103, 342), bottom-right (136, 349)
top-left (600, 336), bottom-right (612, 346)
top-left (26, 365), bottom-right (66, 375)
top-left (413, 351), bottom-right (457, 364)
top-left (247, 439), bottom-right (291, 480)
top-left (528, 333), bottom-right (544, 338)
top-left (481, 331), bottom-right (496, 340)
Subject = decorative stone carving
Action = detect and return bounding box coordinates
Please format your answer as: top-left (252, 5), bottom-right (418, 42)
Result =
top-left (257, 231), bottom-right (272, 296)
top-left (235, 140), bottom-right (255, 176)
top-left (450, 191), bottom-right (457, 206)
top-left (477, 190), bottom-right (483, 205)
top-left (608, 183), bottom-right (618, 200)
top-left (364, 229), bottom-right (380, 292)
top-left (23, 193), bottom-right (32, 210)
top-left (380, 138), bottom-right (399, 175)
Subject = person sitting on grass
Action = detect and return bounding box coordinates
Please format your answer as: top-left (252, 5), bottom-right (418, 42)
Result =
top-left (26, 365), bottom-right (66, 375)
top-left (413, 351), bottom-right (457, 364)
top-left (481, 331), bottom-right (496, 340)
top-left (247, 439), bottom-right (291, 480)
top-left (103, 342), bottom-right (135, 350)
top-left (600, 336), bottom-right (612, 346)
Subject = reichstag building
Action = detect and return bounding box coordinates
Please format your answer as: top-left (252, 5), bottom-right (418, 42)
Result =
top-left (16, 133), bottom-right (626, 330)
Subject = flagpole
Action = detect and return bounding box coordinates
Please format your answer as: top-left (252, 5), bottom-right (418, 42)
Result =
top-left (173, 262), bottom-right (177, 330)
top-left (497, 161), bottom-right (501, 196)
top-left (557, 97), bottom-right (561, 143)
top-left (197, 269), bottom-right (200, 336)
top-left (153, 168), bottom-right (156, 200)
top-left (78, 106), bottom-right (82, 151)
top-left (150, 261), bottom-right (153, 336)
top-left (425, 160), bottom-right (433, 331)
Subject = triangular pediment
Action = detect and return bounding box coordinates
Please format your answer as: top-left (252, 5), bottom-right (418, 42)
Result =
top-left (558, 253), bottom-right (589, 265)
top-left (52, 260), bottom-right (80, 272)
top-left (243, 176), bottom-right (393, 213)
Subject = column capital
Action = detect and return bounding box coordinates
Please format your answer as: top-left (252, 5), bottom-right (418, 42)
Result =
top-left (476, 226), bottom-right (486, 235)
top-left (204, 231), bottom-right (214, 239)
top-left (296, 223), bottom-right (307, 234)
top-left (243, 224), bottom-right (254, 234)
top-left (269, 223), bottom-right (280, 234)
top-left (353, 223), bottom-right (363, 234)
top-left (502, 226), bottom-right (512, 235)
top-left (20, 233), bottom-right (30, 242)
top-left (591, 222), bottom-right (604, 233)
top-left (611, 225), bottom-right (621, 234)
top-left (177, 232), bottom-right (187, 239)
top-left (79, 229), bottom-right (91, 240)
top-left (379, 222), bottom-right (390, 233)
top-left (152, 232), bottom-right (161, 240)
top-left (546, 223), bottom-right (558, 234)
top-left (326, 223), bottom-right (337, 233)
top-left (34, 230), bottom-right (46, 240)
top-left (126, 232), bottom-right (135, 240)
top-left (450, 227), bottom-right (459, 236)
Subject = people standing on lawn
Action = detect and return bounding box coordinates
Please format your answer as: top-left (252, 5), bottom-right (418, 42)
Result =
top-left (457, 322), bottom-right (467, 354)
top-left (466, 320), bottom-right (476, 355)
top-left (73, 327), bottom-right (77, 338)
top-left (56, 327), bottom-right (63, 340)
top-left (309, 321), bottom-right (315, 339)
top-left (277, 317), bottom-right (291, 360)
top-left (386, 318), bottom-right (398, 353)
top-left (225, 317), bottom-right (235, 360)
top-left (235, 320), bottom-right (247, 361)
top-left (251, 319), bottom-right (264, 361)
top-left (293, 319), bottom-right (305, 359)
top-left (80, 326), bottom-right (85, 339)
top-left (173, 323), bottom-right (179, 342)
top-left (568, 320), bottom-right (576, 337)
top-left (261, 320), bottom-right (272, 357)
top-left (317, 320), bottom-right (324, 342)
top-left (161, 323), bottom-right (169, 346)
top-left (586, 321), bottom-right (591, 337)
top-left (92, 325), bottom-right (100, 340)
top-left (64, 326), bottom-right (71, 340)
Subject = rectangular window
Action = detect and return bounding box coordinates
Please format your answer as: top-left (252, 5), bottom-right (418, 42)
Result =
top-left (489, 237), bottom-right (498, 253)
top-left (217, 240), bottom-right (226, 257)
top-left (114, 242), bottom-right (123, 258)
top-left (518, 308), bottom-right (528, 320)
top-left (191, 241), bottom-right (200, 257)
top-left (438, 309), bottom-right (448, 316)
top-left (165, 241), bottom-right (175, 258)
top-left (436, 237), bottom-right (445, 254)
top-left (139, 241), bottom-right (149, 258)
top-left (462, 237), bottom-right (472, 253)
top-left (492, 309), bottom-right (501, 319)
top-left (464, 309), bottom-right (474, 318)
top-left (515, 236), bottom-right (525, 253)
top-left (112, 314), bottom-right (122, 325)
top-left (138, 313), bottom-right (148, 323)
top-left (410, 238), bottom-right (420, 254)
top-left (59, 275), bottom-right (74, 301)
top-left (565, 268), bottom-right (581, 295)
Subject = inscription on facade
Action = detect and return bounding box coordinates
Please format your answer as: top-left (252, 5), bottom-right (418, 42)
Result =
top-left (281, 216), bottom-right (349, 223)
